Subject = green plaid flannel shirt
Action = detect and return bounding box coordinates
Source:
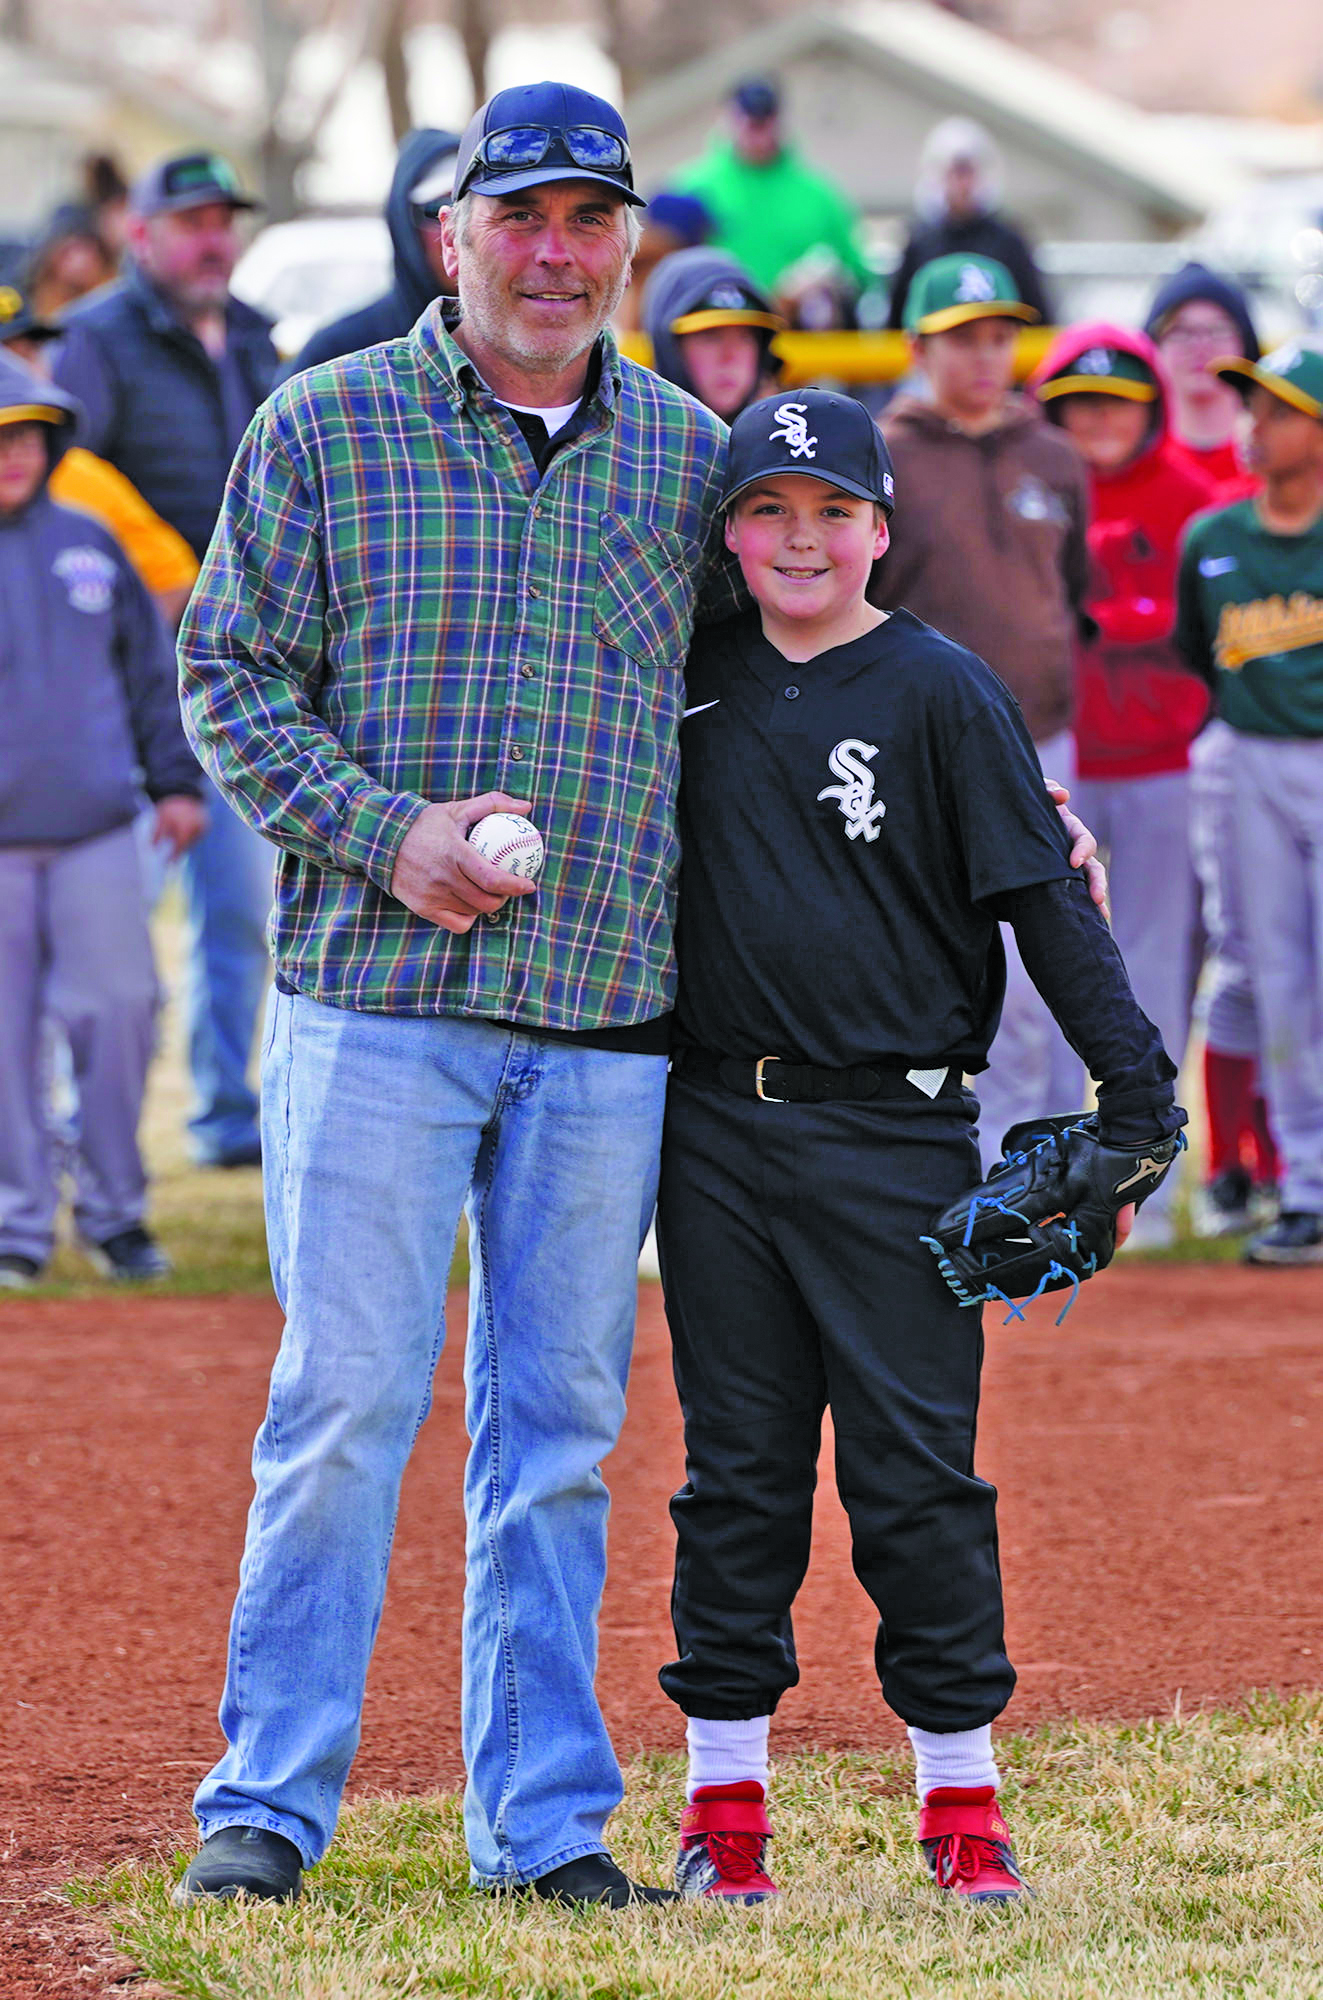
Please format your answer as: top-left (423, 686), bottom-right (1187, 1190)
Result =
top-left (178, 304), bottom-right (731, 1026)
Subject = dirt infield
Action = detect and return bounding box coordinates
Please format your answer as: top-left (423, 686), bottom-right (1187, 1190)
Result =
top-left (3, 1266), bottom-right (1322, 1997)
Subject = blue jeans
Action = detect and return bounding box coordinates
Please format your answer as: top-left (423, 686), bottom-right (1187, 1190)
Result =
top-left (180, 779), bottom-right (273, 1163)
top-left (193, 993), bottom-right (668, 1883)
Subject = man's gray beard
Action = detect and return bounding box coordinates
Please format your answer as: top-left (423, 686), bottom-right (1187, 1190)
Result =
top-left (141, 264), bottom-right (232, 318)
top-left (457, 259), bottom-right (630, 380)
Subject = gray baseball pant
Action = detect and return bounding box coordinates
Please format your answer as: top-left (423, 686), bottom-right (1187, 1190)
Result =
top-left (1229, 734), bottom-right (1323, 1213)
top-left (975, 730), bottom-right (1086, 1170)
top-left (0, 824), bottom-right (159, 1263)
top-left (1189, 720), bottom-right (1259, 1059)
top-left (1065, 769), bottom-right (1197, 1224)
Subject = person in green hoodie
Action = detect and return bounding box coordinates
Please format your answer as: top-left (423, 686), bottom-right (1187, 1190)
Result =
top-left (673, 77), bottom-right (870, 300)
top-left (873, 253), bottom-right (1093, 1169)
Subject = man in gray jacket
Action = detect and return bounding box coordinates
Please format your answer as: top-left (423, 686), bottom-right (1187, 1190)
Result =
top-left (0, 355), bottom-right (205, 1285)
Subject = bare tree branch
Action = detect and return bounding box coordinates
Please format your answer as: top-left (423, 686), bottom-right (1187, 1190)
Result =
top-left (381, 0), bottom-right (411, 141)
top-left (453, 0), bottom-right (491, 112)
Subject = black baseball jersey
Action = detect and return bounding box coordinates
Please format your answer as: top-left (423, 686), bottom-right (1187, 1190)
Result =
top-left (674, 608), bottom-right (1074, 1070)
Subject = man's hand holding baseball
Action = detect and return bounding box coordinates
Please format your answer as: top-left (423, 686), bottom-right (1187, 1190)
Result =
top-left (391, 792), bottom-right (536, 933)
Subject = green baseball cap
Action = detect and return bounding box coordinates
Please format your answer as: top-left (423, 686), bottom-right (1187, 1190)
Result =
top-left (1036, 344), bottom-right (1158, 405)
top-left (1212, 339), bottom-right (1323, 421)
top-left (903, 254), bottom-right (1038, 334)
top-left (130, 151), bottom-right (259, 218)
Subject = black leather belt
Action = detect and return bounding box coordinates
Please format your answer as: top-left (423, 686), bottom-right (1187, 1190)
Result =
top-left (674, 1047), bottom-right (961, 1105)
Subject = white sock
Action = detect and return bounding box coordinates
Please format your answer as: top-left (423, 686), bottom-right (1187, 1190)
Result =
top-left (685, 1715), bottom-right (771, 1802)
top-left (908, 1723), bottom-right (999, 1803)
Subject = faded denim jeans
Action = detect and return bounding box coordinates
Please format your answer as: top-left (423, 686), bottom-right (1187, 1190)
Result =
top-left (192, 992), bottom-right (667, 1883)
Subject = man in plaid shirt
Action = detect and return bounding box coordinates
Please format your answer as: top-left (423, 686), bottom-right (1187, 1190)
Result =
top-left (174, 83), bottom-right (727, 1910)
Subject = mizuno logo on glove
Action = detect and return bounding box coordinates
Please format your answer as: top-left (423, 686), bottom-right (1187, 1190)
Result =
top-left (1113, 1156), bottom-right (1166, 1195)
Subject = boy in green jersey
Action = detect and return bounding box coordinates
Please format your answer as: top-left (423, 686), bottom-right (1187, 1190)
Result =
top-left (1175, 341), bottom-right (1323, 1264)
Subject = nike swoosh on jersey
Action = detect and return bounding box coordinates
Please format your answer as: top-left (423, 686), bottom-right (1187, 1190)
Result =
top-left (1199, 555), bottom-right (1239, 577)
top-left (682, 700), bottom-right (721, 718)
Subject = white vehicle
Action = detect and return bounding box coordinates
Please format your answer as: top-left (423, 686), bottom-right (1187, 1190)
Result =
top-left (231, 214), bottom-right (393, 361)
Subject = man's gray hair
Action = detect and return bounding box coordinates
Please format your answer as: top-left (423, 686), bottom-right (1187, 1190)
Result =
top-left (449, 189), bottom-right (642, 254)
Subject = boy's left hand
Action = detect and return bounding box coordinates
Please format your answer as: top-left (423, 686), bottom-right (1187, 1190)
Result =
top-left (152, 793), bottom-right (208, 860)
top-left (1045, 780), bottom-right (1108, 919)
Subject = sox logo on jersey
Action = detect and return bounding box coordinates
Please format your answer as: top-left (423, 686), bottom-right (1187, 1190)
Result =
top-left (818, 738), bottom-right (887, 841)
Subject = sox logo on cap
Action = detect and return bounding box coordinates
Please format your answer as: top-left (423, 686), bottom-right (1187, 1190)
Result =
top-left (770, 402), bottom-right (818, 459)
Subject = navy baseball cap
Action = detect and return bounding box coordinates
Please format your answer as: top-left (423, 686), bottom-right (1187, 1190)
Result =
top-left (730, 77), bottom-right (781, 119)
top-left (453, 82), bottom-right (643, 206)
top-left (722, 389), bottom-right (896, 515)
top-left (131, 151), bottom-right (259, 218)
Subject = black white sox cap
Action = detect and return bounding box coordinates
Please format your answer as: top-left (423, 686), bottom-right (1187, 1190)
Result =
top-left (721, 388), bottom-right (896, 515)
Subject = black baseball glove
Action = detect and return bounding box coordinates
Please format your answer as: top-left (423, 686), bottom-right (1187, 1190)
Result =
top-left (921, 1113), bottom-right (1186, 1324)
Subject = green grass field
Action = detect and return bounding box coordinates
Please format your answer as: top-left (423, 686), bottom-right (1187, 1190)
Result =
top-left (78, 1698), bottom-right (1323, 2000)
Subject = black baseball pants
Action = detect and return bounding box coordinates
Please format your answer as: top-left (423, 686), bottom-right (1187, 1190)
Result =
top-left (655, 1069), bottom-right (1016, 1733)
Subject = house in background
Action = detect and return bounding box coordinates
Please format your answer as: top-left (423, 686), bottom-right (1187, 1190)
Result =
top-left (0, 34), bottom-right (258, 239)
top-left (626, 0), bottom-right (1252, 242)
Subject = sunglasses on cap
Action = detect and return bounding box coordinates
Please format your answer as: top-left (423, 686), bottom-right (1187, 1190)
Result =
top-left (459, 124), bottom-right (629, 193)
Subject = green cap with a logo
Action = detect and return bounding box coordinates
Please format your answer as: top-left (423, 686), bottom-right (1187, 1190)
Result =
top-left (1212, 340), bottom-right (1323, 421)
top-left (1035, 344), bottom-right (1158, 404)
top-left (130, 151), bottom-right (259, 219)
top-left (903, 253), bottom-right (1038, 334)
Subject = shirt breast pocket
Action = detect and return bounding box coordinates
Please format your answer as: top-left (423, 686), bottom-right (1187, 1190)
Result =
top-left (594, 511), bottom-right (702, 669)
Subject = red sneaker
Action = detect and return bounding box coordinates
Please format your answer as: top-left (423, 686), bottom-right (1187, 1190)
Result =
top-left (918, 1786), bottom-right (1029, 1903)
top-left (676, 1781), bottom-right (779, 1903)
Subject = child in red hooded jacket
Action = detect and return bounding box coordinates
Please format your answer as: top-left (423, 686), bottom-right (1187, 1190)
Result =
top-left (1031, 324), bottom-right (1217, 1246)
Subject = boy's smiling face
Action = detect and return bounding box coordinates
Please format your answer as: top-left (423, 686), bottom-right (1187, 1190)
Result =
top-left (0, 421), bottom-right (49, 515)
top-left (725, 475), bottom-right (889, 634)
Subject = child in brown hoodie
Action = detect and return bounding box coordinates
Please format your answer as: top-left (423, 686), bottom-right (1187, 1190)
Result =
top-left (875, 253), bottom-right (1092, 1166)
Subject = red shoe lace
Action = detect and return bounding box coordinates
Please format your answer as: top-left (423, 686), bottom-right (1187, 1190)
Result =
top-left (931, 1830), bottom-right (997, 1888)
top-left (704, 1831), bottom-right (766, 1884)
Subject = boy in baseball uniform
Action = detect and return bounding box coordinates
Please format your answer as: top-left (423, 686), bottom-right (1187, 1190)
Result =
top-left (875, 253), bottom-right (1093, 1171)
top-left (1176, 341), bottom-right (1323, 1264)
top-left (656, 389), bottom-right (1184, 1903)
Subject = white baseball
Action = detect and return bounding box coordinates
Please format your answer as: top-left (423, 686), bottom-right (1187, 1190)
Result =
top-left (467, 812), bottom-right (545, 881)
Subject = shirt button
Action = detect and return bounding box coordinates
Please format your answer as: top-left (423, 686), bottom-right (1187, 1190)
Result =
top-left (510, 746), bottom-right (525, 761)
top-left (520, 664), bottom-right (536, 678)
top-left (533, 504), bottom-right (545, 517)
top-left (528, 584), bottom-right (541, 598)
top-left (784, 685), bottom-right (800, 700)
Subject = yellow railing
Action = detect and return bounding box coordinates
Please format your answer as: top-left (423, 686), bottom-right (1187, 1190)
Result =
top-left (618, 326), bottom-right (1060, 385)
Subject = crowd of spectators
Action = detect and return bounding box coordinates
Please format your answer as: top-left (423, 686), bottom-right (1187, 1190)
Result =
top-left (1, 78), bottom-right (1320, 1284)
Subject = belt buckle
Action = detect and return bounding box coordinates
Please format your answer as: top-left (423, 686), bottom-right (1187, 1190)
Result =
top-left (755, 1056), bottom-right (786, 1103)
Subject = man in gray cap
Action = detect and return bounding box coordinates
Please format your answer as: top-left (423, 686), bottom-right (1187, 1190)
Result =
top-left (55, 151), bottom-right (277, 1173)
top-left (172, 82), bottom-right (727, 1911)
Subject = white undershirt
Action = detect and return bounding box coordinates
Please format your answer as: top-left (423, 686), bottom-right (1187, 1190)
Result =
top-left (498, 397), bottom-right (580, 435)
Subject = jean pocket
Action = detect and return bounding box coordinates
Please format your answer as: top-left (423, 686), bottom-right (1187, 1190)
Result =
top-left (594, 511), bottom-right (703, 669)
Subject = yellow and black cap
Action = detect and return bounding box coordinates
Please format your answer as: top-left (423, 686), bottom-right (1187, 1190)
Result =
top-left (904, 253), bottom-right (1038, 335)
top-left (1212, 340), bottom-right (1323, 421)
top-left (0, 283), bottom-right (59, 345)
top-left (669, 274), bottom-right (784, 338)
top-left (722, 389), bottom-right (896, 514)
top-left (1036, 344), bottom-right (1158, 404)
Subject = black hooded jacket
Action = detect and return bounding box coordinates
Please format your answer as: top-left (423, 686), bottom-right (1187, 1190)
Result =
top-left (887, 212), bottom-right (1050, 329)
top-left (641, 246), bottom-right (778, 416)
top-left (291, 129), bottom-right (459, 373)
